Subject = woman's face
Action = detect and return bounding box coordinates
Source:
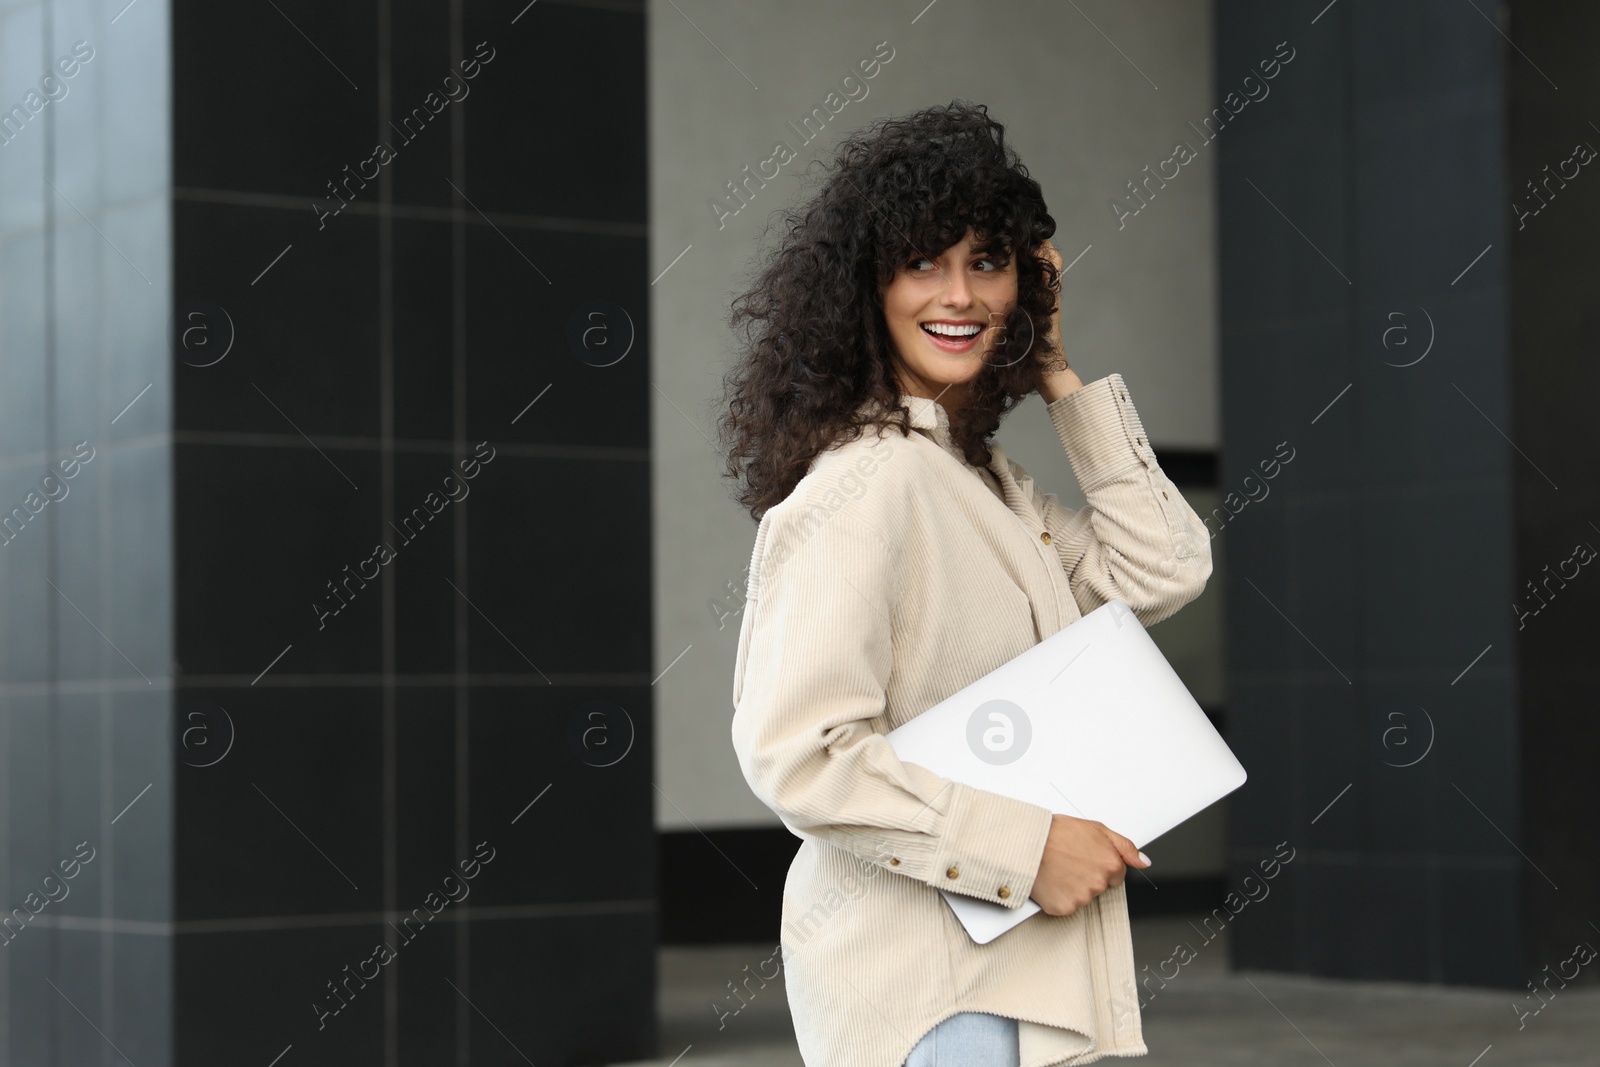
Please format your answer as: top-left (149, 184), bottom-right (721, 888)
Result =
top-left (880, 228), bottom-right (1017, 407)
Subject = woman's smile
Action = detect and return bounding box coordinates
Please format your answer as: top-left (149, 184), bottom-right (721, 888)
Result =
top-left (919, 318), bottom-right (987, 353)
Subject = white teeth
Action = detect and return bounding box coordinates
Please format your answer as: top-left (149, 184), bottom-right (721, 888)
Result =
top-left (922, 322), bottom-right (982, 338)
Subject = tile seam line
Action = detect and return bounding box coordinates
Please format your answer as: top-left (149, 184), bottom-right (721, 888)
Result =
top-left (26, 900), bottom-right (658, 935)
top-left (168, 186), bottom-right (649, 235)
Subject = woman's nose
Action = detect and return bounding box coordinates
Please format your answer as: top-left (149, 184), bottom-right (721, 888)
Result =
top-left (940, 272), bottom-right (973, 307)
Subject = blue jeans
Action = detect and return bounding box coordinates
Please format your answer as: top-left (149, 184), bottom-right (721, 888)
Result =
top-left (903, 1011), bottom-right (1019, 1067)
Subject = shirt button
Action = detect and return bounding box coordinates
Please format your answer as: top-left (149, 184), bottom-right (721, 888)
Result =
top-left (1040, 531), bottom-right (1051, 545)
top-left (997, 886), bottom-right (1011, 899)
top-left (946, 866), bottom-right (960, 880)
top-left (889, 857), bottom-right (901, 867)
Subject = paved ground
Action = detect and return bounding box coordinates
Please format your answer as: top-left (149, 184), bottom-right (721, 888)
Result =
top-left (613, 916), bottom-right (1600, 1066)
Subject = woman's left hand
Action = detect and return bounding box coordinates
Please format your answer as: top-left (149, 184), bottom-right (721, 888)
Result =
top-left (1035, 239), bottom-right (1083, 404)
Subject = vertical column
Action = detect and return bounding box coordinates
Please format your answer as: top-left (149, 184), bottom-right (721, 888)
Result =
top-left (167, 0), bottom-right (655, 1063)
top-left (1216, 0), bottom-right (1522, 984)
top-left (1, 0), bottom-right (177, 1063)
top-left (1504, 0), bottom-right (1600, 973)
top-left (169, 0), bottom-right (388, 1055)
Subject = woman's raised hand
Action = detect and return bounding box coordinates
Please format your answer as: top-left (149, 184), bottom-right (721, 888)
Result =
top-left (1033, 239), bottom-right (1082, 402)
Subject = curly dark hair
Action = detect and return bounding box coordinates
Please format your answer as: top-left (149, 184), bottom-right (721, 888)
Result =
top-left (715, 100), bottom-right (1063, 522)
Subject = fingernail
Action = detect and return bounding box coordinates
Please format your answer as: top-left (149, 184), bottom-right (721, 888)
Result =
top-left (1138, 851), bottom-right (1151, 866)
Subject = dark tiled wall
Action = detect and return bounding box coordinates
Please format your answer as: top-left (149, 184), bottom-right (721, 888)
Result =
top-left (1504, 1), bottom-right (1600, 973)
top-left (168, 0), bottom-right (654, 1063)
top-left (1216, 0), bottom-right (1526, 985)
top-left (2, 0), bottom-right (654, 1063)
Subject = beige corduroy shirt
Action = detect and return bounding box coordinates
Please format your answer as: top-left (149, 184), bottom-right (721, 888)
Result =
top-left (730, 373), bottom-right (1212, 1067)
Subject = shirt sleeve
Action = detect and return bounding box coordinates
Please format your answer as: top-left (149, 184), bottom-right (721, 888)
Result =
top-left (1008, 372), bottom-right (1212, 627)
top-left (730, 508), bottom-right (1053, 910)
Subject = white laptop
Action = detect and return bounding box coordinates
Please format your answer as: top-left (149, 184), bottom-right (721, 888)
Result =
top-left (886, 599), bottom-right (1246, 944)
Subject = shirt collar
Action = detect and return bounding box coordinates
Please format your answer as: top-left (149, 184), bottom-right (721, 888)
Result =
top-left (849, 393), bottom-right (1011, 500)
top-left (901, 394), bottom-right (948, 434)
top-left (854, 393), bottom-right (954, 450)
top-left (857, 391), bottom-right (940, 438)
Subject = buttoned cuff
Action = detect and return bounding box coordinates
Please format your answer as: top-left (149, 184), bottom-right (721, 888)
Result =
top-left (1046, 373), bottom-right (1156, 491)
top-left (930, 783), bottom-right (1054, 910)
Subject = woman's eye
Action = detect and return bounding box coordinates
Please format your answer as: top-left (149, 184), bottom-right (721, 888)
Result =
top-left (908, 257), bottom-right (936, 271)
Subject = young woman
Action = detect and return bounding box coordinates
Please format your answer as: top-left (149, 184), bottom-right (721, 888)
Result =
top-left (717, 102), bottom-right (1212, 1067)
